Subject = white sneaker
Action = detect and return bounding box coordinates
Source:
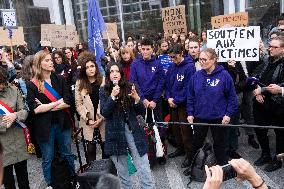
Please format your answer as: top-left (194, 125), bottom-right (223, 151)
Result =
top-left (46, 186), bottom-right (53, 189)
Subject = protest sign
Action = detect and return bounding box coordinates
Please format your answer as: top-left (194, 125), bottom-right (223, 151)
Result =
top-left (207, 26), bottom-right (260, 62)
top-left (0, 26), bottom-right (25, 46)
top-left (161, 5), bottom-right (187, 37)
top-left (211, 12), bottom-right (248, 29)
top-left (102, 23), bottom-right (119, 39)
top-left (41, 24), bottom-right (79, 48)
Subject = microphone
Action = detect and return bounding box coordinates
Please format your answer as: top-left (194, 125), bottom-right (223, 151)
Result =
top-left (113, 79), bottom-right (118, 86)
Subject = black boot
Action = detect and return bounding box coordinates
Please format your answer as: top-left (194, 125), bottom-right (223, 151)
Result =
top-left (248, 135), bottom-right (259, 149)
top-left (168, 149), bottom-right (185, 158)
top-left (183, 167), bottom-right (191, 176)
top-left (264, 157), bottom-right (282, 172)
top-left (158, 156), bottom-right (167, 165)
top-left (181, 156), bottom-right (192, 168)
top-left (254, 153), bottom-right (271, 166)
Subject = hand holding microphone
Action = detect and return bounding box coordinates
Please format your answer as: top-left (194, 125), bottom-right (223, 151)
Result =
top-left (111, 80), bottom-right (120, 98)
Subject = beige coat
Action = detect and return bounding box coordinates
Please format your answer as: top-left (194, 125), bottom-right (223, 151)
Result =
top-left (0, 84), bottom-right (29, 167)
top-left (75, 81), bottom-right (105, 142)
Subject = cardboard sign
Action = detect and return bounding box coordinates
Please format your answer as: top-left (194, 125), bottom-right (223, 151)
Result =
top-left (211, 12), bottom-right (248, 29)
top-left (41, 24), bottom-right (79, 48)
top-left (0, 27), bottom-right (25, 46)
top-left (161, 5), bottom-right (187, 37)
top-left (102, 23), bottom-right (119, 39)
top-left (207, 26), bottom-right (260, 62)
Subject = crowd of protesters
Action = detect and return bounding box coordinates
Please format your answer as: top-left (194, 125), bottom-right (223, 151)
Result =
top-left (0, 19), bottom-right (284, 189)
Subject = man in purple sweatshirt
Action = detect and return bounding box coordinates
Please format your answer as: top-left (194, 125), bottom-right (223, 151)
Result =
top-left (130, 38), bottom-right (166, 165)
top-left (165, 44), bottom-right (196, 170)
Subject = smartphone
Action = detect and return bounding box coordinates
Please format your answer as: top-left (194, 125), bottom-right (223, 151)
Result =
top-left (221, 164), bottom-right (237, 181)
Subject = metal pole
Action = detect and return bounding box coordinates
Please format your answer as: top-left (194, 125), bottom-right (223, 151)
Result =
top-left (117, 0), bottom-right (125, 44)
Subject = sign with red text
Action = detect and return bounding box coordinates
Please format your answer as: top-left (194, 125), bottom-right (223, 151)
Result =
top-left (211, 12), bottom-right (248, 29)
top-left (161, 5), bottom-right (187, 37)
top-left (207, 26), bottom-right (260, 62)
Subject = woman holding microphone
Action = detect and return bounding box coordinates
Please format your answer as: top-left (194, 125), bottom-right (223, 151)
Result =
top-left (99, 62), bottom-right (154, 189)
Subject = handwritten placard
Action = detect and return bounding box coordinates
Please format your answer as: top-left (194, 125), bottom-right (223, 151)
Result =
top-left (161, 5), bottom-right (187, 37)
top-left (102, 23), bottom-right (119, 39)
top-left (207, 26), bottom-right (260, 62)
top-left (0, 27), bottom-right (25, 46)
top-left (211, 12), bottom-right (248, 29)
top-left (41, 24), bottom-right (79, 48)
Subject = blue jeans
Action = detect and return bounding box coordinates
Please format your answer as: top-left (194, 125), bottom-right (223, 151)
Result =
top-left (38, 123), bottom-right (75, 185)
top-left (110, 125), bottom-right (154, 189)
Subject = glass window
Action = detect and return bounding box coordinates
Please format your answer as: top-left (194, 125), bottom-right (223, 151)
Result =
top-left (123, 5), bottom-right (131, 13)
top-left (109, 7), bottom-right (117, 15)
top-left (123, 14), bottom-right (132, 21)
top-left (101, 8), bottom-right (108, 16)
top-left (108, 0), bottom-right (116, 6)
top-left (151, 5), bottom-right (160, 10)
top-left (82, 2), bottom-right (87, 11)
top-left (133, 13), bottom-right (141, 20)
top-left (141, 3), bottom-right (150, 11)
top-left (132, 3), bottom-right (140, 12)
top-left (99, 0), bottom-right (107, 7)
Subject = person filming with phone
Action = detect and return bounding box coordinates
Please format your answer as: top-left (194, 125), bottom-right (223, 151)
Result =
top-left (203, 158), bottom-right (271, 189)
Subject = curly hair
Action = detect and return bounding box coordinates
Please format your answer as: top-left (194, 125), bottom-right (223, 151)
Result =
top-left (77, 51), bottom-right (102, 93)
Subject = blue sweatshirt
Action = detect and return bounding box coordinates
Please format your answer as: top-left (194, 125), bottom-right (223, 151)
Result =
top-left (165, 56), bottom-right (195, 105)
top-left (130, 55), bottom-right (165, 102)
top-left (187, 65), bottom-right (238, 120)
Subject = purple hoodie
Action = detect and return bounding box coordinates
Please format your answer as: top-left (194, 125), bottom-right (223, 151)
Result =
top-left (130, 55), bottom-right (165, 102)
top-left (187, 65), bottom-right (238, 120)
top-left (165, 56), bottom-right (196, 105)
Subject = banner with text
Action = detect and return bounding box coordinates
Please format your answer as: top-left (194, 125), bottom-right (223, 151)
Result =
top-left (41, 24), bottom-right (79, 48)
top-left (161, 5), bottom-right (187, 37)
top-left (207, 26), bottom-right (260, 62)
top-left (211, 12), bottom-right (248, 29)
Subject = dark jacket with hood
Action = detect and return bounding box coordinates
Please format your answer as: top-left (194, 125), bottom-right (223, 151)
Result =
top-left (187, 65), bottom-right (238, 120)
top-left (130, 55), bottom-right (165, 102)
top-left (99, 87), bottom-right (147, 156)
top-left (165, 56), bottom-right (195, 105)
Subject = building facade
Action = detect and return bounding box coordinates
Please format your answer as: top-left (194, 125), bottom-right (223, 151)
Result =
top-left (0, 0), bottom-right (51, 52)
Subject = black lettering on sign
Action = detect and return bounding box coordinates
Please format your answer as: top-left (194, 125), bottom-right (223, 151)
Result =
top-left (247, 29), bottom-right (254, 39)
top-left (239, 29), bottom-right (245, 38)
top-left (227, 49), bottom-right (233, 58)
top-left (208, 31), bottom-right (214, 39)
top-left (246, 49), bottom-right (251, 57)
top-left (238, 49), bottom-right (246, 58)
top-left (216, 40), bottom-right (223, 48)
top-left (252, 48), bottom-right (258, 57)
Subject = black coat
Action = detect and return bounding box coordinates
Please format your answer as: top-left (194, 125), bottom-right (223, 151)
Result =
top-left (26, 73), bottom-right (72, 142)
top-left (99, 87), bottom-right (147, 156)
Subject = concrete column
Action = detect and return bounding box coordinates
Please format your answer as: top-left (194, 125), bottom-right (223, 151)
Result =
top-left (188, 0), bottom-right (194, 30)
top-left (51, 0), bottom-right (62, 24)
top-left (63, 0), bottom-right (75, 25)
top-left (223, 0), bottom-right (235, 14)
top-left (235, 0), bottom-right (245, 12)
top-left (195, 0), bottom-right (201, 34)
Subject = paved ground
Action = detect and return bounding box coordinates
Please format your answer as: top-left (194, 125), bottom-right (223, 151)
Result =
top-left (21, 128), bottom-right (284, 189)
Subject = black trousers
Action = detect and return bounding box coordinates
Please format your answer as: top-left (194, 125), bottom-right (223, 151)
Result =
top-left (253, 101), bottom-right (284, 155)
top-left (3, 160), bottom-right (30, 189)
top-left (192, 118), bottom-right (228, 165)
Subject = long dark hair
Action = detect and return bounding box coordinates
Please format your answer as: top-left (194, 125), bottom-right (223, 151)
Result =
top-left (104, 62), bottom-right (133, 110)
top-left (52, 50), bottom-right (69, 65)
top-left (77, 51), bottom-right (102, 93)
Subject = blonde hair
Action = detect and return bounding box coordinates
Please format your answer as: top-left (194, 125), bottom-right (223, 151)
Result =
top-left (119, 46), bottom-right (135, 60)
top-left (201, 48), bottom-right (218, 62)
top-left (33, 50), bottom-right (50, 93)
